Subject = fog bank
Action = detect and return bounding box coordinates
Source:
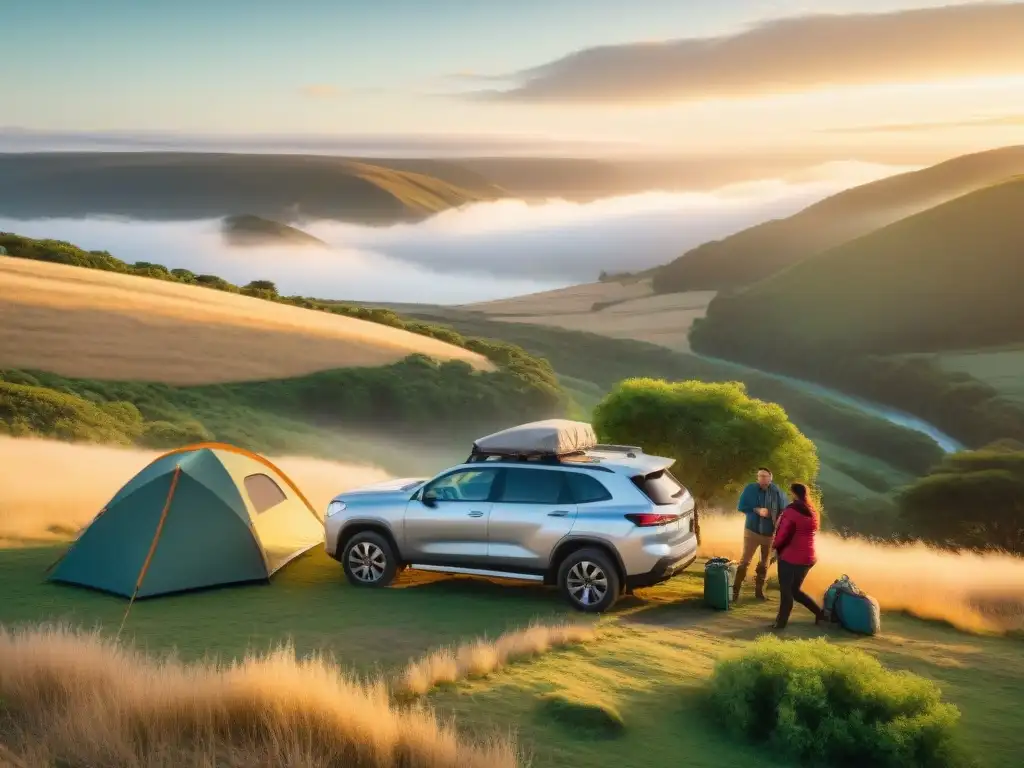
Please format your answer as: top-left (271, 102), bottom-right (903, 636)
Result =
top-left (1, 161), bottom-right (911, 304)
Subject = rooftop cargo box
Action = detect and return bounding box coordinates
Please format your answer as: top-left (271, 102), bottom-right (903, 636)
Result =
top-left (472, 419), bottom-right (598, 458)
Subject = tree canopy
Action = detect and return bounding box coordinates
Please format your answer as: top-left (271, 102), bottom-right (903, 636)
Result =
top-left (592, 378), bottom-right (819, 542)
top-left (899, 446), bottom-right (1024, 554)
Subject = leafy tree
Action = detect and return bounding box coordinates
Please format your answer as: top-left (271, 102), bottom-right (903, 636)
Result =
top-left (592, 378), bottom-right (819, 543)
top-left (170, 268), bottom-right (197, 283)
top-left (245, 279), bottom-right (279, 295)
top-left (898, 447), bottom-right (1024, 554)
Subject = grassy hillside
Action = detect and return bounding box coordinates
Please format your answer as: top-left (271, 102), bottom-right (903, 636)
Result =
top-left (933, 346), bottom-right (1024, 405)
top-left (0, 255), bottom-right (495, 384)
top-left (651, 145), bottom-right (1024, 293)
top-left (0, 152), bottom-right (501, 223)
top-left (0, 234), bottom-right (564, 471)
top-left (462, 279), bottom-right (714, 353)
top-left (689, 178), bottom-right (1024, 447)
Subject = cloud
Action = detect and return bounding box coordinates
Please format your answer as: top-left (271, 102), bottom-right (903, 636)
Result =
top-left (819, 113), bottom-right (1024, 134)
top-left (0, 161), bottom-right (907, 304)
top-left (468, 4), bottom-right (1024, 104)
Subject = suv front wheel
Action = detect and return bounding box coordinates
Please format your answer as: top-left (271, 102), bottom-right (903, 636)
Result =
top-left (557, 549), bottom-right (621, 613)
top-left (341, 531), bottom-right (398, 588)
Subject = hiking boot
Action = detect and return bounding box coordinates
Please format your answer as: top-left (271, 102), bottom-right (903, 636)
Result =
top-left (732, 564), bottom-right (748, 603)
top-left (754, 570), bottom-right (768, 601)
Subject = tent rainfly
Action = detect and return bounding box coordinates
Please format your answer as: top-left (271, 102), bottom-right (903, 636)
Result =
top-left (472, 419), bottom-right (597, 457)
top-left (48, 443), bottom-right (325, 599)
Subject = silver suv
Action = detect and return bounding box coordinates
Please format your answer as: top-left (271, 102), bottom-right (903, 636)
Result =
top-left (324, 440), bottom-right (697, 612)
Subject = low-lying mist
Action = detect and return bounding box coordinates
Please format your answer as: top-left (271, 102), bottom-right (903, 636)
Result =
top-left (1, 161), bottom-right (909, 304)
top-left (0, 437), bottom-right (389, 546)
top-left (699, 512), bottom-right (1024, 635)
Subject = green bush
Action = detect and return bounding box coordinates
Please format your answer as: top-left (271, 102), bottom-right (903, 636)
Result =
top-left (708, 637), bottom-right (966, 768)
top-left (0, 382), bottom-right (137, 444)
top-left (898, 448), bottom-right (1024, 554)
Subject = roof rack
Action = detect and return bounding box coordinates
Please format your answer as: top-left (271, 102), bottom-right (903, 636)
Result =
top-left (463, 448), bottom-right (613, 472)
top-left (591, 443), bottom-right (643, 458)
top-left (466, 447), bottom-right (585, 463)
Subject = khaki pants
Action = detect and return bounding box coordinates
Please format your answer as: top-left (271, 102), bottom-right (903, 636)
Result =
top-left (734, 529), bottom-right (773, 597)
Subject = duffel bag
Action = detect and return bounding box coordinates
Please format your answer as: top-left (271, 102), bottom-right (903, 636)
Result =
top-left (823, 574), bottom-right (881, 636)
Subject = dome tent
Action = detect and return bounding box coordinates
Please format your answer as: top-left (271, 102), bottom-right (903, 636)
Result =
top-left (49, 443), bottom-right (324, 599)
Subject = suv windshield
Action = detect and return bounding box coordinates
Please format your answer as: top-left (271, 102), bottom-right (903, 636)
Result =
top-left (633, 469), bottom-right (687, 505)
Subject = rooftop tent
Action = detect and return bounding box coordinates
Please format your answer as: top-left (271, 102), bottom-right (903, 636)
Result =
top-left (48, 443), bottom-right (324, 599)
top-left (471, 419), bottom-right (598, 457)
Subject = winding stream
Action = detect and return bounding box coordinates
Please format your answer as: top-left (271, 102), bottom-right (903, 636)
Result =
top-left (696, 354), bottom-right (964, 454)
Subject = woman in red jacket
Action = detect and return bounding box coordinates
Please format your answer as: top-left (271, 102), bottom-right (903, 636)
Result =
top-left (770, 483), bottom-right (824, 630)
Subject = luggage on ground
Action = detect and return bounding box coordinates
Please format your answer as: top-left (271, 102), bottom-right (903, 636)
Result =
top-left (704, 557), bottom-right (738, 610)
top-left (823, 574), bottom-right (881, 635)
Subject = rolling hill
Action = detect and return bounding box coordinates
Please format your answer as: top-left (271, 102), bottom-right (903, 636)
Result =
top-left (688, 177), bottom-right (1024, 448)
top-left (0, 153), bottom-right (502, 223)
top-left (0, 233), bottom-right (567, 471)
top-left (0, 256), bottom-right (491, 384)
top-left (691, 176), bottom-right (1024, 357)
top-left (650, 145), bottom-right (1024, 294)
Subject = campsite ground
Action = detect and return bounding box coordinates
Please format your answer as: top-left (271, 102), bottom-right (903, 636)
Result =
top-left (2, 541), bottom-right (1022, 768)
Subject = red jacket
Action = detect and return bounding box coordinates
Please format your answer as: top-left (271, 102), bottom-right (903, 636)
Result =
top-left (772, 502), bottom-right (818, 566)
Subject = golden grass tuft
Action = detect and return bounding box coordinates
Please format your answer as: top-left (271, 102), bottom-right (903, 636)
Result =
top-left (0, 256), bottom-right (492, 385)
top-left (0, 624), bottom-right (518, 768)
top-left (698, 511), bottom-right (1024, 634)
top-left (398, 622), bottom-right (596, 696)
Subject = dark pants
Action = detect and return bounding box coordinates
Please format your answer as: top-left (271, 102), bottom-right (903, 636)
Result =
top-left (775, 560), bottom-right (823, 628)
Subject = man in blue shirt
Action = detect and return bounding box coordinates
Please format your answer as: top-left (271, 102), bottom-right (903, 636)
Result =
top-left (733, 467), bottom-right (787, 602)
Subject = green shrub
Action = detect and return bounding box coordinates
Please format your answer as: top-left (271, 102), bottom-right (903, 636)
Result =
top-left (708, 637), bottom-right (966, 768)
top-left (0, 382), bottom-right (136, 444)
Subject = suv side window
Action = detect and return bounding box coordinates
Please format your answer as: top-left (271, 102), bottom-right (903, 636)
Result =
top-left (566, 472), bottom-right (612, 504)
top-left (497, 468), bottom-right (569, 504)
top-left (426, 469), bottom-right (499, 502)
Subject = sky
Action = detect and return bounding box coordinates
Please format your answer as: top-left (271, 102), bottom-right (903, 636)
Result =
top-left (3, 0), bottom-right (1024, 157)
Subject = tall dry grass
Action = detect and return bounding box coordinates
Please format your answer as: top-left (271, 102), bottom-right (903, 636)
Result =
top-left (698, 511), bottom-right (1024, 633)
top-left (0, 256), bottom-right (491, 384)
top-left (0, 624), bottom-right (518, 768)
top-left (0, 436), bottom-right (390, 546)
top-left (398, 622), bottom-right (596, 696)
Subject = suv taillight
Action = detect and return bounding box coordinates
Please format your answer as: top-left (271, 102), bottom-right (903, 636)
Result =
top-left (625, 513), bottom-right (680, 527)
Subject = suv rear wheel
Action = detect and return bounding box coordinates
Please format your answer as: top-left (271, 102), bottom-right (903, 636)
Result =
top-left (557, 549), bottom-right (621, 613)
top-left (342, 531), bottom-right (398, 588)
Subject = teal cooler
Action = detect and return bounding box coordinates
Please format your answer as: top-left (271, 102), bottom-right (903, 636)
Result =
top-left (704, 557), bottom-right (738, 610)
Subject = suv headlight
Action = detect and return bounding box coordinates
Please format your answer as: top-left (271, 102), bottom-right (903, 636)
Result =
top-left (326, 500), bottom-right (346, 518)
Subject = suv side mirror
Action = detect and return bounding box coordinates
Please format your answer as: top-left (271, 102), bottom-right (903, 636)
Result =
top-left (422, 489), bottom-right (438, 507)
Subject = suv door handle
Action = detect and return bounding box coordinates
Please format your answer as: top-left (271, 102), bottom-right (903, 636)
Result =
top-left (468, 510), bottom-right (484, 518)
top-left (548, 510), bottom-right (570, 517)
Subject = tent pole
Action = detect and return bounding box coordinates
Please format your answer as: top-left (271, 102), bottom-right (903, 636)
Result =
top-left (115, 465), bottom-right (181, 641)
